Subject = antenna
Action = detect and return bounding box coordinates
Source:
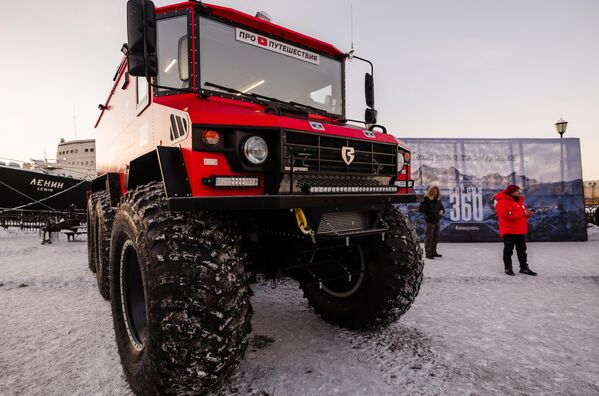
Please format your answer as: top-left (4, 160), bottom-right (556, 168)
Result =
top-left (350, 4), bottom-right (354, 51)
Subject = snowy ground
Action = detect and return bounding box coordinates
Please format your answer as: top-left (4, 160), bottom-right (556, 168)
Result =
top-left (1, 226), bottom-right (598, 395)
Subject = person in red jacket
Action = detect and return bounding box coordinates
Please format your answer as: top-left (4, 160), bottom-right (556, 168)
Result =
top-left (495, 184), bottom-right (537, 276)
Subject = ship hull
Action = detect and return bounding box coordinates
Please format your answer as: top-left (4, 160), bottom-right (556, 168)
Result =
top-left (0, 166), bottom-right (90, 211)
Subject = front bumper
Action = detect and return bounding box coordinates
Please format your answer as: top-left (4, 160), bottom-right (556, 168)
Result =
top-left (167, 193), bottom-right (418, 211)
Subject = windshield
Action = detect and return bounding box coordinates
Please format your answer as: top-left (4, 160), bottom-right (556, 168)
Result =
top-left (199, 17), bottom-right (344, 116)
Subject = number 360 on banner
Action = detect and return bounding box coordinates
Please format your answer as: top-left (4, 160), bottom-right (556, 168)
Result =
top-left (449, 186), bottom-right (484, 222)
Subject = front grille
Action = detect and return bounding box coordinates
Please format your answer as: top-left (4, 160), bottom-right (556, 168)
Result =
top-left (283, 130), bottom-right (398, 176)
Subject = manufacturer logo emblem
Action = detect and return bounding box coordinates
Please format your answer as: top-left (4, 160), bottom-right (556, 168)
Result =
top-left (341, 146), bottom-right (355, 165)
top-left (309, 121), bottom-right (325, 131)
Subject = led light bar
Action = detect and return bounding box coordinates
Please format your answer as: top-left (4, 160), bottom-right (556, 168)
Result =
top-left (308, 185), bottom-right (399, 194)
top-left (204, 176), bottom-right (260, 188)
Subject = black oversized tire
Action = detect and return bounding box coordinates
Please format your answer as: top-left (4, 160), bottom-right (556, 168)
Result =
top-left (87, 193), bottom-right (99, 273)
top-left (109, 182), bottom-right (252, 395)
top-left (95, 193), bottom-right (114, 300)
top-left (301, 205), bottom-right (424, 329)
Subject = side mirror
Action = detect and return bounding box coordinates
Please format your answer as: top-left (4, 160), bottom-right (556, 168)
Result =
top-left (365, 108), bottom-right (378, 124)
top-left (127, 0), bottom-right (157, 77)
top-left (178, 36), bottom-right (189, 82)
top-left (365, 72), bottom-right (375, 108)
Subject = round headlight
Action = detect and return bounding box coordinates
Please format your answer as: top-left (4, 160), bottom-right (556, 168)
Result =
top-left (397, 151), bottom-right (406, 172)
top-left (243, 136), bottom-right (268, 165)
top-left (397, 150), bottom-right (411, 172)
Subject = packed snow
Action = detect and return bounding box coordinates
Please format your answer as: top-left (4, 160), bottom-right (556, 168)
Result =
top-left (1, 226), bottom-right (598, 395)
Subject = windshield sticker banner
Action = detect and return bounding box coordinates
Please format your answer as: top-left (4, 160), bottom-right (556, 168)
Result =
top-left (236, 28), bottom-right (320, 65)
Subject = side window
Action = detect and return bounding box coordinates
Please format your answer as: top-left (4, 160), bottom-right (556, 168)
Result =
top-left (156, 15), bottom-right (189, 92)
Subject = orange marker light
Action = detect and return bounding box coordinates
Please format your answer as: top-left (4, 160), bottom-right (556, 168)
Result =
top-left (202, 130), bottom-right (220, 146)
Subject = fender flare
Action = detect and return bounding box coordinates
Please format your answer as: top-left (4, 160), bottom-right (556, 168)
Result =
top-left (128, 146), bottom-right (191, 199)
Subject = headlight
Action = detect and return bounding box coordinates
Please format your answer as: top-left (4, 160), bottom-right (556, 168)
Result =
top-left (397, 150), bottom-right (405, 172)
top-left (243, 136), bottom-right (268, 165)
top-left (397, 150), bottom-right (411, 172)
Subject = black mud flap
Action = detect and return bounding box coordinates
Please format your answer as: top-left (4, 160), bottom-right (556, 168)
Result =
top-left (91, 172), bottom-right (122, 207)
top-left (156, 146), bottom-right (191, 198)
top-left (128, 147), bottom-right (191, 199)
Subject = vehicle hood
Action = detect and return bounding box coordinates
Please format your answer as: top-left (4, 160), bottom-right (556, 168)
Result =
top-left (155, 94), bottom-right (401, 145)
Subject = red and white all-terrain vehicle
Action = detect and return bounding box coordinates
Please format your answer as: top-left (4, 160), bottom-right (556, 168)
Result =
top-left (88, 1), bottom-right (423, 393)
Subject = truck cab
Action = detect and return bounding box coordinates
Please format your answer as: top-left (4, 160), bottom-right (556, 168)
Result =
top-left (95, 1), bottom-right (415, 210)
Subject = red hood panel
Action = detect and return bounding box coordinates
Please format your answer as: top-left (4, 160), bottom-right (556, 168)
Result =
top-left (155, 94), bottom-right (400, 145)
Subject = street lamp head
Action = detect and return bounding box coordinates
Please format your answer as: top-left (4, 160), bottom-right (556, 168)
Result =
top-left (555, 117), bottom-right (568, 138)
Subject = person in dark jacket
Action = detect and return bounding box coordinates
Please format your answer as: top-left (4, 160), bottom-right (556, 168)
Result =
top-left (495, 184), bottom-right (537, 276)
top-left (419, 185), bottom-right (444, 259)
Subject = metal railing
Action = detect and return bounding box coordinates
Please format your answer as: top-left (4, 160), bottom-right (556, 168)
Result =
top-left (0, 208), bottom-right (86, 231)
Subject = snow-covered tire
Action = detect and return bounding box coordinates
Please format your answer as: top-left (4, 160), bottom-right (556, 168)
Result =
top-left (301, 206), bottom-right (424, 329)
top-left (109, 181), bottom-right (252, 395)
top-left (87, 193), bottom-right (99, 274)
top-left (95, 193), bottom-right (114, 301)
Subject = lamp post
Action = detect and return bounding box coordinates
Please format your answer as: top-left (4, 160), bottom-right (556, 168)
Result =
top-left (555, 118), bottom-right (568, 193)
top-left (555, 118), bottom-right (568, 138)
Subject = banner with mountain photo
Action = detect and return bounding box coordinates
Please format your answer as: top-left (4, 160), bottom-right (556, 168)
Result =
top-left (401, 138), bottom-right (587, 242)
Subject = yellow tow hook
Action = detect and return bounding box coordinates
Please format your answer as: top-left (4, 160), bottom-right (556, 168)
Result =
top-left (294, 208), bottom-right (316, 244)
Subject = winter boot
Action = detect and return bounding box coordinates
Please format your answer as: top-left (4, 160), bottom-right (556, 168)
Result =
top-left (505, 267), bottom-right (515, 276)
top-left (433, 253), bottom-right (442, 258)
top-left (425, 254), bottom-right (435, 260)
top-left (519, 266), bottom-right (537, 276)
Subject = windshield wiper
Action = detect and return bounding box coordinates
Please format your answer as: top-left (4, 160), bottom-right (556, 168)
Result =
top-left (204, 82), bottom-right (338, 119)
top-left (288, 101), bottom-right (335, 118)
top-left (204, 82), bottom-right (308, 115)
top-left (249, 92), bottom-right (291, 106)
top-left (246, 92), bottom-right (335, 118)
top-left (249, 93), bottom-right (341, 119)
top-left (203, 82), bottom-right (259, 100)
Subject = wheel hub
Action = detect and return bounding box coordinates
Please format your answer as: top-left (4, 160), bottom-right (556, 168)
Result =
top-left (296, 243), bottom-right (366, 298)
top-left (119, 240), bottom-right (147, 351)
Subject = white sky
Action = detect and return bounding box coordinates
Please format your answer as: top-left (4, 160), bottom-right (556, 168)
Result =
top-left (0, 0), bottom-right (597, 178)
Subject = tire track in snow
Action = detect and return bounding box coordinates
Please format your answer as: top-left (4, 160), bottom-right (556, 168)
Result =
top-left (338, 325), bottom-right (451, 395)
